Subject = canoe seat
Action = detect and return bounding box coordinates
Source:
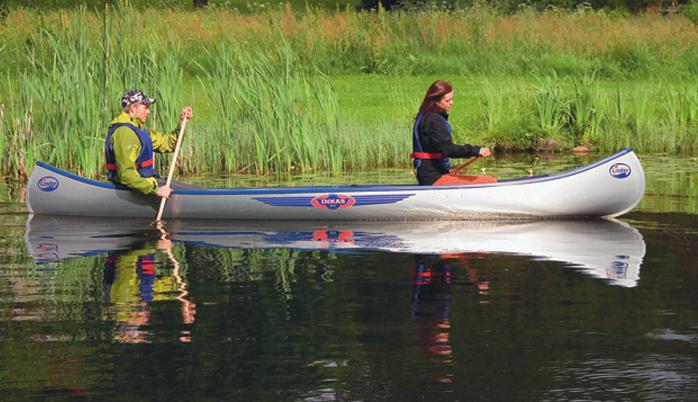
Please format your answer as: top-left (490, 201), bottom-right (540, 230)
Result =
top-left (434, 174), bottom-right (497, 186)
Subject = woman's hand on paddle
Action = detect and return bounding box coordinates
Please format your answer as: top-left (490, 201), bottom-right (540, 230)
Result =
top-left (155, 185), bottom-right (172, 199)
top-left (479, 147), bottom-right (492, 157)
top-left (179, 106), bottom-right (193, 125)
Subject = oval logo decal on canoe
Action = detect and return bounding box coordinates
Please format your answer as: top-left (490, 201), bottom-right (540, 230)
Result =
top-left (38, 176), bottom-right (59, 192)
top-left (609, 163), bottom-right (631, 179)
top-left (311, 194), bottom-right (355, 210)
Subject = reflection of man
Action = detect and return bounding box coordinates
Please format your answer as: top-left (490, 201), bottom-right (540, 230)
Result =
top-left (411, 253), bottom-right (489, 383)
top-left (102, 239), bottom-right (196, 343)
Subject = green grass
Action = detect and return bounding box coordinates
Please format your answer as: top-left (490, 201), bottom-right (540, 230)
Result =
top-left (0, 0), bottom-right (360, 12)
top-left (0, 4), bottom-right (697, 178)
top-left (331, 74), bottom-right (698, 152)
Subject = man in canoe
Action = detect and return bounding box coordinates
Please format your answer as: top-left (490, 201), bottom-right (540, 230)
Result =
top-left (105, 89), bottom-right (193, 199)
top-left (412, 80), bottom-right (493, 185)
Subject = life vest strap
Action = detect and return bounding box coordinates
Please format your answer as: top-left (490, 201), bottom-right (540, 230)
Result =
top-left (411, 151), bottom-right (444, 159)
top-left (138, 256), bottom-right (156, 275)
top-left (105, 159), bottom-right (153, 171)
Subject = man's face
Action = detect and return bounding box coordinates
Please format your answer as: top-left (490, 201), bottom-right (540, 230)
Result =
top-left (129, 103), bottom-right (150, 123)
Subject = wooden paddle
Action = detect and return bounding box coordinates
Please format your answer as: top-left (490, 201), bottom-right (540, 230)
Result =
top-left (450, 156), bottom-right (481, 174)
top-left (155, 117), bottom-right (188, 222)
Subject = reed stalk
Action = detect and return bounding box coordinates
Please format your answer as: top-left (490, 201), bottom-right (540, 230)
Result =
top-left (0, 103), bottom-right (4, 169)
top-left (568, 75), bottom-right (605, 147)
top-left (482, 79), bottom-right (505, 135)
top-left (629, 88), bottom-right (653, 151)
top-left (533, 74), bottom-right (568, 140)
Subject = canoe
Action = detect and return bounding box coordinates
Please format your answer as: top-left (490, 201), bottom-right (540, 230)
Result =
top-left (26, 147), bottom-right (645, 220)
top-left (25, 215), bottom-right (645, 287)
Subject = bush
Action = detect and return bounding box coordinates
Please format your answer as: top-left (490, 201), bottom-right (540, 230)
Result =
top-left (682, 0), bottom-right (698, 24)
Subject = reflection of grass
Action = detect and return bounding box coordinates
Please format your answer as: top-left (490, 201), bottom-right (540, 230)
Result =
top-left (2, 241), bottom-right (339, 319)
top-left (638, 156), bottom-right (698, 215)
top-left (196, 248), bottom-right (336, 298)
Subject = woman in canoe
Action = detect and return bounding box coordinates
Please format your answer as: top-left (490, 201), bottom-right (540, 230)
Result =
top-left (412, 80), bottom-right (492, 186)
top-left (104, 89), bottom-right (194, 199)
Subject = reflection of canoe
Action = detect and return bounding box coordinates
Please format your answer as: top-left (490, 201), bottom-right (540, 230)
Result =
top-left (25, 215), bottom-right (645, 287)
top-left (26, 148), bottom-right (644, 220)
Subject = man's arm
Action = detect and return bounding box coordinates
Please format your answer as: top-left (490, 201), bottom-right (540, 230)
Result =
top-left (150, 107), bottom-right (193, 153)
top-left (112, 128), bottom-right (158, 194)
top-left (149, 128), bottom-right (178, 153)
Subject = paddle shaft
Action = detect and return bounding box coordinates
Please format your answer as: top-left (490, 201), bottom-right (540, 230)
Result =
top-left (450, 156), bottom-right (481, 174)
top-left (156, 117), bottom-right (188, 222)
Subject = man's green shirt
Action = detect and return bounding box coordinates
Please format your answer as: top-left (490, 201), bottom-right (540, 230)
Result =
top-left (107, 112), bottom-right (179, 194)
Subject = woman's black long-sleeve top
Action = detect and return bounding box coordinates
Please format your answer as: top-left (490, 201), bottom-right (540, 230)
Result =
top-left (415, 111), bottom-right (481, 185)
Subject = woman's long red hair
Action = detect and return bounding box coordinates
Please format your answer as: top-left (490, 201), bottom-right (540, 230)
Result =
top-left (416, 80), bottom-right (453, 118)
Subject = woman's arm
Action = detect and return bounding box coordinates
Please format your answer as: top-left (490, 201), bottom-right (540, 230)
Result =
top-left (424, 115), bottom-right (481, 158)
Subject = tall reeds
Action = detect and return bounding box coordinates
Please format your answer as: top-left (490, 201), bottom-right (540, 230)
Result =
top-left (196, 39), bottom-right (345, 175)
top-left (0, 5), bottom-right (697, 178)
top-left (3, 6), bottom-right (695, 78)
top-left (479, 77), bottom-right (698, 152)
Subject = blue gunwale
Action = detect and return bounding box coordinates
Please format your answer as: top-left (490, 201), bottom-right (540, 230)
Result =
top-left (35, 148), bottom-right (634, 196)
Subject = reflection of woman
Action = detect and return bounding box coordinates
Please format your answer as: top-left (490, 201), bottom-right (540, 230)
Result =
top-left (412, 80), bottom-right (492, 186)
top-left (411, 253), bottom-right (490, 376)
top-left (411, 255), bottom-right (454, 384)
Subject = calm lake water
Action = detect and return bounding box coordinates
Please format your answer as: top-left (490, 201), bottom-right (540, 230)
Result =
top-left (1, 153), bottom-right (697, 401)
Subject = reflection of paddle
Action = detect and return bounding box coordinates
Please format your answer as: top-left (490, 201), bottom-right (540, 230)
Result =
top-left (156, 221), bottom-right (196, 331)
top-left (450, 156), bottom-right (481, 174)
top-left (155, 117), bottom-right (188, 222)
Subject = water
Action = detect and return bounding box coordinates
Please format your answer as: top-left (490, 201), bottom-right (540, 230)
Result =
top-left (1, 153), bottom-right (697, 401)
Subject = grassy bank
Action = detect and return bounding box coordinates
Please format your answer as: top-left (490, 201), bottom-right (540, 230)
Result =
top-left (0, 4), bottom-right (697, 178)
top-left (333, 74), bottom-right (698, 153)
top-left (4, 4), bottom-right (697, 78)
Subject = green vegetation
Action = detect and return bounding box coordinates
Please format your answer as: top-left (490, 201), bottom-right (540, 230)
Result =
top-left (0, 0), bottom-right (357, 11)
top-left (1, 0), bottom-right (693, 12)
top-left (0, 4), bottom-right (697, 178)
top-left (682, 0), bottom-right (698, 24)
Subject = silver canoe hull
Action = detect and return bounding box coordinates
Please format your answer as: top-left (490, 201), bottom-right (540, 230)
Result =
top-left (26, 148), bottom-right (645, 220)
top-left (25, 216), bottom-right (645, 287)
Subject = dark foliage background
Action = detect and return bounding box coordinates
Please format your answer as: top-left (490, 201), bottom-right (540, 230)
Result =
top-left (1, 0), bottom-right (692, 11)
